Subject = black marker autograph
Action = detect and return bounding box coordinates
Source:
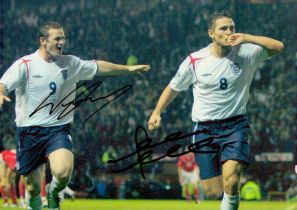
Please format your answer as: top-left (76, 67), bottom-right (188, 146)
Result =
top-left (107, 125), bottom-right (217, 179)
top-left (29, 81), bottom-right (133, 123)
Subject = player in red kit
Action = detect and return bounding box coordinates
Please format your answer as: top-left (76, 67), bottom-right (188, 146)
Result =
top-left (0, 150), bottom-right (18, 207)
top-left (0, 152), bottom-right (9, 207)
top-left (177, 152), bottom-right (200, 203)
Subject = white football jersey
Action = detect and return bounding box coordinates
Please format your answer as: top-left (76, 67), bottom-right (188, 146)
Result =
top-left (0, 50), bottom-right (97, 127)
top-left (170, 43), bottom-right (269, 122)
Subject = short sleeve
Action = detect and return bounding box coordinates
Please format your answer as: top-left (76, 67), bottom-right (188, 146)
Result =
top-left (169, 56), bottom-right (195, 92)
top-left (0, 60), bottom-right (27, 93)
top-left (239, 43), bottom-right (270, 67)
top-left (67, 55), bottom-right (97, 82)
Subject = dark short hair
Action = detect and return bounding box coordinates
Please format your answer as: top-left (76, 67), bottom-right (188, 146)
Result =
top-left (38, 22), bottom-right (63, 39)
top-left (208, 11), bottom-right (233, 29)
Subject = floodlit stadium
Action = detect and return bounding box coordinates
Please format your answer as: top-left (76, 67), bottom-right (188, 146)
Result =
top-left (0, 0), bottom-right (296, 210)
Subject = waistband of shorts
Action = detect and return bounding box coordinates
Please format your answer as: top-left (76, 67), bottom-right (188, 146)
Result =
top-left (17, 123), bottom-right (71, 131)
top-left (196, 115), bottom-right (246, 125)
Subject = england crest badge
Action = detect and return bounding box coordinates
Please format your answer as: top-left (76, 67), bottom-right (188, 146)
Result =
top-left (61, 69), bottom-right (68, 80)
top-left (231, 62), bottom-right (241, 75)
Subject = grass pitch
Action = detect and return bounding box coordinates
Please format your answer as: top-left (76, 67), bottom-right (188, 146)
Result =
top-left (0, 199), bottom-right (295, 210)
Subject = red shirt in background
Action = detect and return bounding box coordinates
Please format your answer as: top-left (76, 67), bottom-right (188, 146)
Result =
top-left (2, 150), bottom-right (16, 170)
top-left (177, 153), bottom-right (198, 172)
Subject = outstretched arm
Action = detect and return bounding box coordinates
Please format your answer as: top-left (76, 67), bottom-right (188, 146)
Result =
top-left (227, 33), bottom-right (284, 57)
top-left (96, 60), bottom-right (150, 76)
top-left (0, 84), bottom-right (11, 108)
top-left (148, 85), bottom-right (179, 130)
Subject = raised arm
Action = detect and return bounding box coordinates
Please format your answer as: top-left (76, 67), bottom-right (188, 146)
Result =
top-left (0, 83), bottom-right (11, 108)
top-left (227, 33), bottom-right (284, 57)
top-left (148, 85), bottom-right (179, 130)
top-left (96, 60), bottom-right (150, 76)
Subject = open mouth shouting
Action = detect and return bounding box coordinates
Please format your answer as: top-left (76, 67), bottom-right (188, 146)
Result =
top-left (56, 45), bottom-right (63, 54)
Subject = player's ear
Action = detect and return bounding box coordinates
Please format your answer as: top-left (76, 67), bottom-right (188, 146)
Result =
top-left (39, 37), bottom-right (47, 47)
top-left (208, 29), bottom-right (214, 39)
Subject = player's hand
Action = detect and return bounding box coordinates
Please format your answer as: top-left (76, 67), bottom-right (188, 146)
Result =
top-left (128, 65), bottom-right (151, 73)
top-left (0, 94), bottom-right (11, 108)
top-left (148, 112), bottom-right (161, 130)
top-left (226, 33), bottom-right (246, 46)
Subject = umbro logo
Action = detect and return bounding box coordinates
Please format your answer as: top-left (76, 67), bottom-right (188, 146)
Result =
top-left (201, 73), bottom-right (212, 77)
top-left (32, 75), bottom-right (43, 78)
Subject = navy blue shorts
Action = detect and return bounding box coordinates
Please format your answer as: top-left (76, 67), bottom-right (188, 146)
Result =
top-left (16, 124), bottom-right (73, 175)
top-left (192, 115), bottom-right (250, 180)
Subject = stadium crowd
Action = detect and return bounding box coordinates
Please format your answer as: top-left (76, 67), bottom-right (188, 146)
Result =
top-left (0, 0), bottom-right (296, 199)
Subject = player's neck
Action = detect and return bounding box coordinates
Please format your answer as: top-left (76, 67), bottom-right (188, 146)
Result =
top-left (210, 43), bottom-right (231, 58)
top-left (38, 48), bottom-right (56, 63)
